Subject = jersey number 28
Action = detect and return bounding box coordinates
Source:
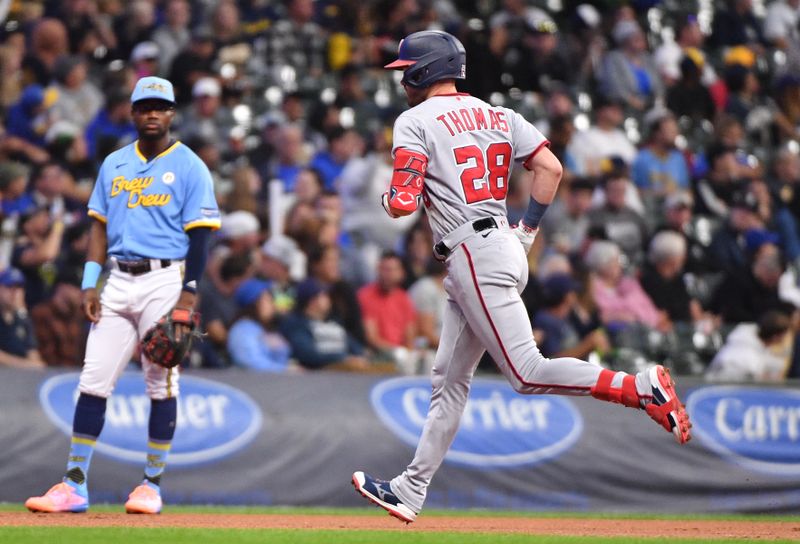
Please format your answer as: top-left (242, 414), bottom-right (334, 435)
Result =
top-left (453, 142), bottom-right (512, 204)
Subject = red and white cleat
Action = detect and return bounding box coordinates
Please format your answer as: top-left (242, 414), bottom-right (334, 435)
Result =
top-left (646, 365), bottom-right (692, 444)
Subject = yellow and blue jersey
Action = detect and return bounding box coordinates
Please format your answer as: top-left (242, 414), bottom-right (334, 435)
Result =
top-left (88, 140), bottom-right (221, 259)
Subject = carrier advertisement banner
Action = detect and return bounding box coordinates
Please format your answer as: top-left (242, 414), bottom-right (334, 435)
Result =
top-left (2, 368), bottom-right (799, 513)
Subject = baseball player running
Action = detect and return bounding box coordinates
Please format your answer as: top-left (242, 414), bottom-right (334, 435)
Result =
top-left (352, 31), bottom-right (692, 523)
top-left (26, 77), bottom-right (220, 514)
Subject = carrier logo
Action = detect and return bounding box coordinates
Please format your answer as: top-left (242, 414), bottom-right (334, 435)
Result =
top-left (686, 386), bottom-right (800, 475)
top-left (39, 372), bottom-right (262, 466)
top-left (371, 377), bottom-right (582, 468)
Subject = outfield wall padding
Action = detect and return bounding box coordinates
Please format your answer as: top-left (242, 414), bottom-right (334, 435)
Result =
top-left (2, 368), bottom-right (799, 513)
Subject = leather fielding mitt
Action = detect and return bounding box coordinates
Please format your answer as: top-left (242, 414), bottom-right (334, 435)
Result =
top-left (141, 308), bottom-right (202, 369)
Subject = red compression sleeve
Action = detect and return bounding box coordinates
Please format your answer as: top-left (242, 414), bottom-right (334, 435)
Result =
top-left (388, 148), bottom-right (428, 215)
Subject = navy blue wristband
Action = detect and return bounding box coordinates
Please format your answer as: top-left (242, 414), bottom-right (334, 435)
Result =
top-left (522, 197), bottom-right (549, 229)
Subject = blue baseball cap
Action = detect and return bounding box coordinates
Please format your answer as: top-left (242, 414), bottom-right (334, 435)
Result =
top-left (234, 278), bottom-right (273, 307)
top-left (131, 76), bottom-right (175, 105)
top-left (0, 267), bottom-right (25, 287)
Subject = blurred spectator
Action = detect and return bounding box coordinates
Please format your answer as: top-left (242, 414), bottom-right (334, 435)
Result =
top-left (709, 240), bottom-right (786, 324)
top-left (223, 165), bottom-right (263, 214)
top-left (709, 0), bottom-right (765, 50)
top-left (338, 126), bottom-right (416, 282)
top-left (263, 0), bottom-right (328, 85)
top-left (0, 44), bottom-right (23, 112)
top-left (544, 112), bottom-right (578, 177)
top-left (694, 144), bottom-right (746, 219)
top-left (408, 258), bottom-right (447, 351)
top-left (763, 0), bottom-right (800, 51)
top-left (279, 278), bottom-right (370, 371)
top-left (12, 205), bottom-right (65, 307)
top-left (640, 230), bottom-right (704, 324)
top-left (567, 95), bottom-right (636, 176)
top-left (197, 252), bottom-right (254, 368)
top-left (723, 63), bottom-right (765, 130)
top-left (771, 75), bottom-right (800, 144)
top-left (54, 219), bottom-right (90, 292)
top-left (598, 19), bottom-right (663, 111)
top-left (308, 244), bottom-right (365, 344)
top-left (666, 54), bottom-right (717, 124)
top-left (768, 147), bottom-right (800, 262)
top-left (129, 41), bottom-right (161, 79)
top-left (84, 88), bottom-right (136, 162)
top-left (357, 251), bottom-right (417, 367)
top-left (309, 126), bottom-right (362, 190)
top-left (22, 18), bottom-right (68, 86)
top-left (227, 278), bottom-right (291, 372)
top-left (401, 223), bottom-right (434, 289)
top-left (707, 188), bottom-right (765, 277)
top-left (335, 64), bottom-right (382, 136)
top-left (0, 267), bottom-right (44, 368)
top-left (0, 161), bottom-right (33, 216)
top-left (261, 234), bottom-right (305, 312)
top-left (112, 0), bottom-right (157, 61)
top-left (30, 161), bottom-right (85, 220)
top-left (168, 26), bottom-right (217, 105)
top-left (218, 209), bottom-right (262, 258)
top-left (654, 14), bottom-right (717, 88)
top-left (587, 173), bottom-right (649, 268)
top-left (706, 306), bottom-right (796, 382)
top-left (532, 272), bottom-right (610, 359)
top-left (524, 18), bottom-right (574, 93)
top-left (50, 54), bottom-right (103, 129)
top-left (488, 0), bottom-right (551, 90)
top-left (264, 123), bottom-right (310, 192)
top-left (541, 177), bottom-right (593, 257)
top-left (5, 84), bottom-right (57, 147)
top-left (30, 269), bottom-right (85, 366)
top-left (658, 191), bottom-right (715, 274)
top-left (178, 77), bottom-right (235, 153)
top-left (151, 0), bottom-right (192, 76)
top-left (585, 239), bottom-right (668, 332)
top-left (49, 0), bottom-right (117, 57)
top-left (632, 109), bottom-right (690, 200)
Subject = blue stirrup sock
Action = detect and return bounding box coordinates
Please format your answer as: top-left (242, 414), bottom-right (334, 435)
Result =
top-left (144, 397), bottom-right (177, 489)
top-left (65, 394), bottom-right (107, 489)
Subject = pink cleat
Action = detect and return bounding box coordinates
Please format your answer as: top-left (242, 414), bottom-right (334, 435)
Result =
top-left (646, 365), bottom-right (692, 444)
top-left (125, 483), bottom-right (162, 514)
top-left (25, 482), bottom-right (89, 513)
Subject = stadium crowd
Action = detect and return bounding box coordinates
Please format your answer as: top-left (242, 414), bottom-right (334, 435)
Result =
top-left (1, 0), bottom-right (800, 382)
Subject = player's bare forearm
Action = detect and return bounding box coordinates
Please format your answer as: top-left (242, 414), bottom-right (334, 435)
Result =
top-left (175, 289), bottom-right (197, 310)
top-left (528, 146), bottom-right (563, 205)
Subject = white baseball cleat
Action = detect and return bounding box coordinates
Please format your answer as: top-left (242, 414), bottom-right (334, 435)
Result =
top-left (352, 471), bottom-right (417, 523)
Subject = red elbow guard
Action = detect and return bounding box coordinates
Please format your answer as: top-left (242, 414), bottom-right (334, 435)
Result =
top-left (389, 148), bottom-right (428, 213)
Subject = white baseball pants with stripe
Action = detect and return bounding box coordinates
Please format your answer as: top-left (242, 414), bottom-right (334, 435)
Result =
top-left (390, 224), bottom-right (650, 513)
top-left (79, 264), bottom-right (182, 400)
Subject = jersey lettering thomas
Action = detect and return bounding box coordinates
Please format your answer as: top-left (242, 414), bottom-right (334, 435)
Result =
top-left (88, 141), bottom-right (221, 259)
top-left (391, 93), bottom-right (548, 242)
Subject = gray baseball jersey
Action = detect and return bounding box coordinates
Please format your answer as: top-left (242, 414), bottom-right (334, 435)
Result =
top-left (392, 93), bottom-right (547, 243)
top-left (380, 93), bottom-right (685, 517)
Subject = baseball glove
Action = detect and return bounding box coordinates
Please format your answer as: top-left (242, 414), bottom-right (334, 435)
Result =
top-left (141, 308), bottom-right (202, 369)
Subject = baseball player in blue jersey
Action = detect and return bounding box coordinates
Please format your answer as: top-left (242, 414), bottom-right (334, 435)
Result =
top-left (26, 77), bottom-right (221, 514)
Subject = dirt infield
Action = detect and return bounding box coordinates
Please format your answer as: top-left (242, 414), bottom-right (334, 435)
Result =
top-left (1, 512), bottom-right (798, 539)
